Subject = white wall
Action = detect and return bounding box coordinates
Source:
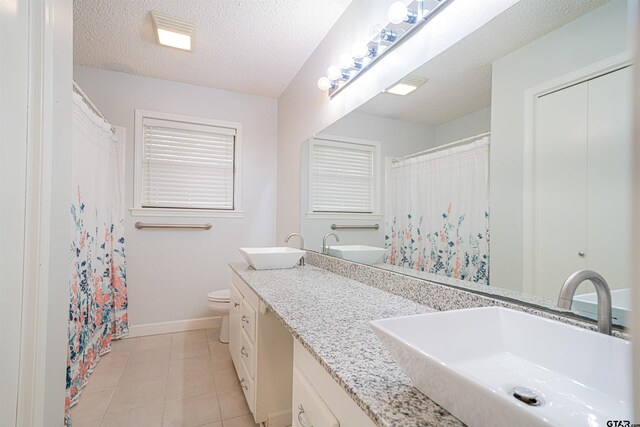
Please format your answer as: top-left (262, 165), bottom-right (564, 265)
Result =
top-left (74, 66), bottom-right (277, 327)
top-left (489, 0), bottom-right (632, 292)
top-left (276, 0), bottom-right (519, 244)
top-left (435, 107), bottom-right (491, 145)
top-left (1, 3), bottom-right (30, 424)
top-left (300, 112), bottom-right (436, 252)
top-left (631, 1), bottom-right (639, 420)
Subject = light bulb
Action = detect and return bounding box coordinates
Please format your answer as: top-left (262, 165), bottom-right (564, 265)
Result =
top-left (361, 56), bottom-right (372, 67)
top-left (351, 40), bottom-right (369, 59)
top-left (317, 77), bottom-right (332, 91)
top-left (327, 65), bottom-right (341, 81)
top-left (388, 1), bottom-right (408, 24)
top-left (339, 53), bottom-right (353, 69)
top-left (369, 23), bottom-right (383, 40)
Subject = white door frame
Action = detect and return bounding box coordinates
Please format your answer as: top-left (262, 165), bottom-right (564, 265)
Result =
top-left (521, 51), bottom-right (634, 296)
top-left (1, 0), bottom-right (72, 425)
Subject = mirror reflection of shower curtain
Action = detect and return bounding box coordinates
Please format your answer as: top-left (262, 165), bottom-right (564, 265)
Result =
top-left (66, 90), bottom-right (129, 421)
top-left (384, 137), bottom-right (490, 285)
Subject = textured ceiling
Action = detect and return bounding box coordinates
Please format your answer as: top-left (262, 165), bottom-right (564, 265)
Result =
top-left (73, 0), bottom-right (352, 98)
top-left (357, 0), bottom-right (609, 125)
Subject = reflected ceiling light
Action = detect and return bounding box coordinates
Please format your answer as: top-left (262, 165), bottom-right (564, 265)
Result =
top-left (151, 11), bottom-right (194, 51)
top-left (385, 76), bottom-right (427, 96)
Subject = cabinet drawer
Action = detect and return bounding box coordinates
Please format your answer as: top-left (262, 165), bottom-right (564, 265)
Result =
top-left (240, 329), bottom-right (255, 379)
top-left (293, 367), bottom-right (339, 427)
top-left (241, 300), bottom-right (256, 342)
top-left (229, 285), bottom-right (243, 369)
top-left (239, 356), bottom-right (256, 413)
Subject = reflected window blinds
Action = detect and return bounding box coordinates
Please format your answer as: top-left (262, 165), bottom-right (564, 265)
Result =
top-left (142, 117), bottom-right (236, 210)
top-left (310, 138), bottom-right (376, 213)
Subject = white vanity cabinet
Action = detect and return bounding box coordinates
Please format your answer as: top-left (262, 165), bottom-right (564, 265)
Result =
top-left (292, 339), bottom-right (376, 427)
top-left (229, 272), bottom-right (293, 426)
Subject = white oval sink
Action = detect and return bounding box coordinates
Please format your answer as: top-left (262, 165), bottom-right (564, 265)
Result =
top-left (238, 247), bottom-right (305, 270)
top-left (370, 307), bottom-right (631, 427)
top-left (327, 245), bottom-right (386, 265)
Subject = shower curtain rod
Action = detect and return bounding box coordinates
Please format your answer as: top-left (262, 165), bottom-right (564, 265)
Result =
top-left (73, 81), bottom-right (116, 134)
top-left (392, 131), bottom-right (491, 163)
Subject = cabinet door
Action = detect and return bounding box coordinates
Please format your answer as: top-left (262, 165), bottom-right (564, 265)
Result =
top-left (293, 367), bottom-right (339, 427)
top-left (536, 82), bottom-right (589, 299)
top-left (586, 66), bottom-right (632, 292)
top-left (229, 284), bottom-right (243, 370)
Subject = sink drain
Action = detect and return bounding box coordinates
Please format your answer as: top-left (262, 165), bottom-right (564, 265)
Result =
top-left (510, 387), bottom-right (544, 407)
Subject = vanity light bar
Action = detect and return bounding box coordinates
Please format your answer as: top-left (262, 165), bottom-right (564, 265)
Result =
top-left (151, 11), bottom-right (194, 51)
top-left (317, 0), bottom-right (453, 98)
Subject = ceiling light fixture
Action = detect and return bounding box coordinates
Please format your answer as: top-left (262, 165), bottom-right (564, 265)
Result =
top-left (317, 0), bottom-right (452, 97)
top-left (385, 76), bottom-right (427, 96)
top-left (151, 11), bottom-right (194, 51)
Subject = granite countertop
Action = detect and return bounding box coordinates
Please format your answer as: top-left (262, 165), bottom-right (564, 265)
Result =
top-left (228, 262), bottom-right (464, 427)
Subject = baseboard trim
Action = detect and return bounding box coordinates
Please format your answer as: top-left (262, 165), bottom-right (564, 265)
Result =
top-left (125, 316), bottom-right (222, 338)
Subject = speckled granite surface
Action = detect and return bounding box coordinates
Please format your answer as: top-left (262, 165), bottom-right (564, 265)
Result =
top-left (305, 251), bottom-right (630, 339)
top-left (228, 262), bottom-right (465, 427)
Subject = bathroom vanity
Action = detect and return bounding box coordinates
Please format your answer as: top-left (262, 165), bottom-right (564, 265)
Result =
top-left (228, 262), bottom-right (463, 427)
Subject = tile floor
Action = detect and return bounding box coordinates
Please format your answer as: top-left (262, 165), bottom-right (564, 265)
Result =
top-left (70, 327), bottom-right (259, 427)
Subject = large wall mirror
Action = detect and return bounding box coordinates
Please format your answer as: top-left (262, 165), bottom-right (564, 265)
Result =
top-left (300, 0), bottom-right (634, 328)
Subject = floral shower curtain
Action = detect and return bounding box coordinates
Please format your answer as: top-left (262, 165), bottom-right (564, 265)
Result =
top-left (384, 136), bottom-right (490, 285)
top-left (65, 89), bottom-right (129, 420)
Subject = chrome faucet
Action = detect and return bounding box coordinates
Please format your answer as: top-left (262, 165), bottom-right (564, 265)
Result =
top-left (322, 233), bottom-right (340, 255)
top-left (557, 269), bottom-right (612, 335)
top-left (285, 232), bottom-right (305, 266)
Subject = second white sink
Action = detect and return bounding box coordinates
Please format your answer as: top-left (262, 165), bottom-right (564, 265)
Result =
top-left (327, 245), bottom-right (386, 265)
top-left (370, 307), bottom-right (631, 427)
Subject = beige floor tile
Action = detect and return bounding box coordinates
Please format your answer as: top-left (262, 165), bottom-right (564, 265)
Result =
top-left (222, 414), bottom-right (259, 427)
top-left (208, 341), bottom-right (229, 356)
top-left (100, 403), bottom-right (164, 427)
top-left (69, 413), bottom-right (104, 427)
top-left (210, 351), bottom-right (234, 372)
top-left (213, 367), bottom-right (240, 392)
top-left (81, 366), bottom-right (124, 393)
top-left (118, 360), bottom-right (169, 385)
top-left (127, 348), bottom-right (171, 365)
top-left (206, 327), bottom-right (222, 342)
top-left (108, 379), bottom-right (167, 413)
top-left (198, 423), bottom-right (222, 427)
top-left (98, 350), bottom-right (130, 368)
top-left (171, 341), bottom-right (210, 361)
top-left (166, 371), bottom-right (217, 402)
top-left (169, 355), bottom-right (214, 380)
top-left (172, 330), bottom-right (207, 345)
top-left (70, 388), bottom-right (113, 421)
top-left (134, 334), bottom-right (172, 352)
top-left (218, 389), bottom-right (250, 420)
top-left (162, 393), bottom-right (221, 427)
top-left (110, 338), bottom-right (137, 353)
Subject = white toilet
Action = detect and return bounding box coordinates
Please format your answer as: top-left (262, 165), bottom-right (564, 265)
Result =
top-left (206, 289), bottom-right (230, 343)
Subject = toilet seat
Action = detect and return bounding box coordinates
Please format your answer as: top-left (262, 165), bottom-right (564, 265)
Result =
top-left (207, 289), bottom-right (230, 303)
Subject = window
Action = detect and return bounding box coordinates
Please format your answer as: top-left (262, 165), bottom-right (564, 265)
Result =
top-left (308, 135), bottom-right (380, 217)
top-left (132, 110), bottom-right (243, 217)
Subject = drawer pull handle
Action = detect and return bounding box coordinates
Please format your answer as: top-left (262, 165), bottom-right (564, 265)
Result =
top-left (241, 315), bottom-right (250, 324)
top-left (297, 404), bottom-right (313, 427)
top-left (234, 302), bottom-right (240, 307)
top-left (241, 346), bottom-right (249, 357)
top-left (240, 378), bottom-right (248, 391)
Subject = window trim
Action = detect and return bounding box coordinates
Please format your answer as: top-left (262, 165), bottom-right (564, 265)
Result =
top-left (132, 109), bottom-right (243, 218)
top-left (307, 134), bottom-right (382, 219)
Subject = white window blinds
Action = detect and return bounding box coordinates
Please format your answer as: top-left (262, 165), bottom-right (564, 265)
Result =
top-left (142, 117), bottom-right (236, 210)
top-left (310, 139), bottom-right (376, 213)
